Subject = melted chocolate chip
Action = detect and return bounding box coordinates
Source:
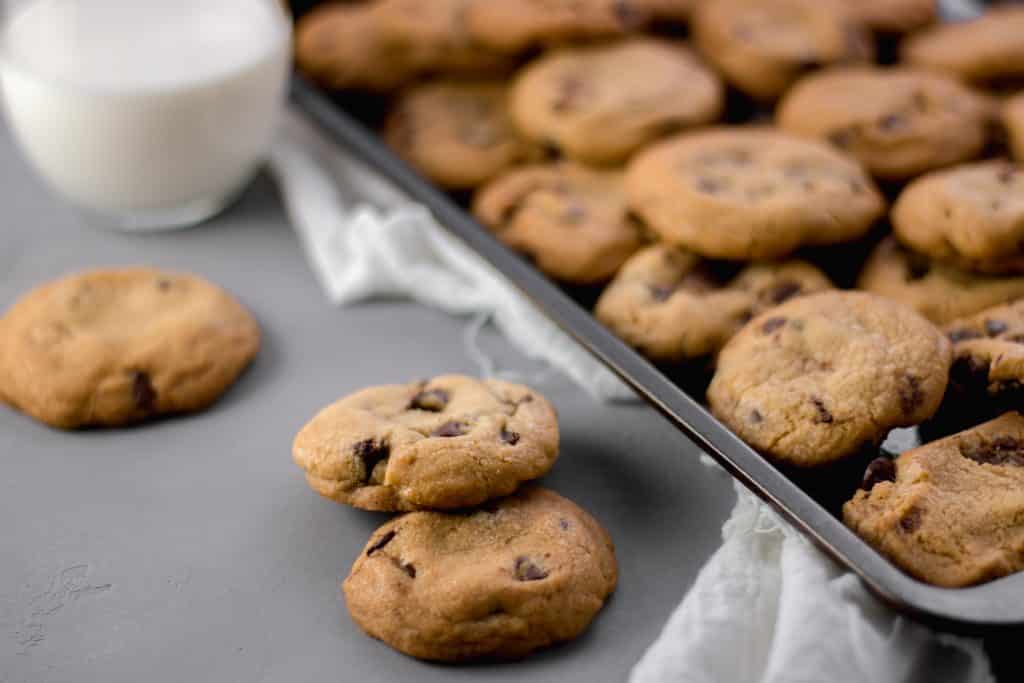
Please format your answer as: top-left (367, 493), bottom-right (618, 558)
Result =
top-left (409, 388), bottom-right (450, 412)
top-left (811, 397), bottom-right (834, 424)
top-left (770, 281), bottom-right (802, 304)
top-left (131, 371), bottom-right (157, 412)
top-left (761, 317), bottom-right (787, 334)
top-left (400, 561), bottom-right (417, 578)
top-left (948, 328), bottom-right (983, 343)
top-left (985, 320), bottom-right (1009, 337)
top-left (514, 556), bottom-right (548, 581)
top-left (861, 457), bottom-right (896, 491)
top-left (432, 421), bottom-right (467, 438)
top-left (899, 374), bottom-right (924, 415)
top-left (899, 507), bottom-right (922, 533)
top-left (354, 439), bottom-right (390, 483)
top-left (500, 428), bottom-right (520, 445)
top-left (558, 518), bottom-right (570, 531)
top-left (750, 409), bottom-right (763, 424)
top-left (961, 437), bottom-right (1024, 467)
top-left (366, 530), bottom-right (396, 556)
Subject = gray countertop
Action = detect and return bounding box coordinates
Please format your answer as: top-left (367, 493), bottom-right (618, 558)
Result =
top-left (0, 122), bottom-right (1016, 682)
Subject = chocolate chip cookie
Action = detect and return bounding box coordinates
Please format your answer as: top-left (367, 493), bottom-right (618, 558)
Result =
top-left (295, 3), bottom-right (419, 92)
top-left (464, 0), bottom-right (645, 54)
top-left (385, 81), bottom-right (543, 190)
top-left (844, 412), bottom-right (1024, 587)
top-left (692, 0), bottom-right (873, 101)
top-left (343, 486), bottom-right (617, 661)
top-left (858, 236), bottom-right (1024, 324)
top-left (510, 37), bottom-right (723, 165)
top-left (1005, 93), bottom-right (1024, 162)
top-left (777, 67), bottom-right (992, 181)
top-left (292, 376), bottom-right (559, 511)
top-left (0, 269), bottom-right (260, 429)
top-left (892, 161), bottom-right (1024, 274)
top-left (902, 6), bottom-right (1024, 86)
top-left (595, 244), bottom-right (833, 362)
top-left (473, 162), bottom-right (644, 284)
top-left (624, 127), bottom-right (885, 261)
top-left (845, 0), bottom-right (936, 34)
top-left (945, 299), bottom-right (1024, 407)
top-left (708, 291), bottom-right (952, 467)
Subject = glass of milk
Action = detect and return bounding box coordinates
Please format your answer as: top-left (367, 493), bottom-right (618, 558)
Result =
top-left (0, 0), bottom-right (292, 231)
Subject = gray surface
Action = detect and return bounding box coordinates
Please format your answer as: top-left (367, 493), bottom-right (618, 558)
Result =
top-left (0, 126), bottom-right (737, 682)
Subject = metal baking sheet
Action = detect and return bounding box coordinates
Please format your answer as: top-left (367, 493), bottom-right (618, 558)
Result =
top-left (288, 2), bottom-right (1024, 632)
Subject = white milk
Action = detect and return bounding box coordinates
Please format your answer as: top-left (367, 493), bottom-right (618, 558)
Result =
top-left (0, 0), bottom-right (290, 226)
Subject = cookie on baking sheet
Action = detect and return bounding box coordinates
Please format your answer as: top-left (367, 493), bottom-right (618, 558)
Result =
top-left (473, 162), bottom-right (644, 284)
top-left (385, 81), bottom-right (543, 190)
top-left (0, 269), bottom-right (260, 429)
top-left (902, 6), bottom-right (1024, 86)
top-left (708, 291), bottom-right (951, 467)
top-left (692, 0), bottom-right (873, 101)
top-left (857, 236), bottom-right (1024, 324)
top-left (777, 67), bottom-right (992, 181)
top-left (343, 487), bottom-right (617, 661)
top-left (624, 127), bottom-right (885, 261)
top-left (595, 244), bottom-right (833, 362)
top-left (944, 299), bottom-right (1024, 407)
top-left (510, 37), bottom-right (723, 165)
top-left (892, 161), bottom-right (1024, 274)
top-left (844, 412), bottom-right (1024, 587)
top-left (1005, 94), bottom-right (1024, 163)
top-left (464, 0), bottom-right (645, 54)
top-left (372, 0), bottom-right (513, 76)
top-left (294, 3), bottom-right (419, 92)
top-left (292, 376), bottom-right (559, 511)
top-left (845, 0), bottom-right (936, 34)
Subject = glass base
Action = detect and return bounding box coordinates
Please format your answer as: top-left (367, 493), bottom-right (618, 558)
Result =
top-left (75, 188), bottom-right (244, 233)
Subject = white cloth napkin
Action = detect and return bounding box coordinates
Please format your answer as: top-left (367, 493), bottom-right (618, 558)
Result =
top-left (267, 109), bottom-right (994, 683)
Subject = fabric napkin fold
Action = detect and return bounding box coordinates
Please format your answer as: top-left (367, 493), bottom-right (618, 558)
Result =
top-left (267, 109), bottom-right (994, 683)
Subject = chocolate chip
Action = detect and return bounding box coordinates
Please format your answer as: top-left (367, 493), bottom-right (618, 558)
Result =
top-left (558, 518), bottom-right (570, 531)
top-left (761, 317), bottom-right (787, 334)
top-left (899, 508), bottom-right (922, 533)
top-left (432, 421), bottom-right (467, 438)
top-left (409, 388), bottom-right (450, 412)
top-left (366, 530), bottom-right (396, 556)
top-left (877, 113), bottom-right (906, 132)
top-left (500, 428), bottom-right (520, 445)
top-left (131, 371), bottom-right (157, 411)
top-left (961, 437), bottom-right (1024, 467)
top-left (985, 320), bottom-right (1009, 337)
top-left (514, 556), bottom-right (548, 581)
top-left (649, 284), bottom-right (677, 302)
top-left (770, 281), bottom-right (802, 304)
top-left (948, 328), bottom-right (983, 343)
top-left (400, 561), bottom-right (416, 578)
top-left (899, 374), bottom-right (924, 415)
top-left (861, 457), bottom-right (896, 491)
top-left (811, 397), bottom-right (833, 424)
top-left (354, 439), bottom-right (390, 483)
top-left (749, 409), bottom-right (763, 424)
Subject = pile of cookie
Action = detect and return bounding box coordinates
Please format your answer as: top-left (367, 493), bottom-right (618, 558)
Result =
top-left (291, 376), bottom-right (617, 661)
top-left (298, 0), bottom-right (1024, 591)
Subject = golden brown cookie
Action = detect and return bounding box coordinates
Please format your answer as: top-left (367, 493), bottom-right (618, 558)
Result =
top-left (292, 376), bottom-right (559, 511)
top-left (343, 487), bottom-right (617, 661)
top-left (464, 0), bottom-right (645, 54)
top-left (692, 0), bottom-right (873, 101)
top-left (595, 244), bottom-right (833, 362)
top-left (384, 80), bottom-right (543, 190)
top-left (777, 66), bottom-right (992, 181)
top-left (844, 412), bottom-right (1024, 587)
top-left (1005, 93), bottom-right (1024, 162)
top-left (0, 269), bottom-right (260, 429)
top-left (892, 161), bottom-right (1024, 274)
top-left (902, 6), bottom-right (1024, 85)
top-left (708, 291), bottom-right (952, 467)
top-left (624, 127), bottom-right (885, 261)
top-left (473, 162), bottom-right (644, 284)
top-left (844, 0), bottom-right (936, 34)
top-left (858, 236), bottom-right (1024, 324)
top-left (510, 37), bottom-right (723, 165)
top-left (945, 300), bottom-right (1024, 405)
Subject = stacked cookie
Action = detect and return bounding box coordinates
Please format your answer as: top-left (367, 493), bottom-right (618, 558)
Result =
top-left (291, 375), bottom-right (617, 661)
top-left (297, 0), bottom-right (1024, 589)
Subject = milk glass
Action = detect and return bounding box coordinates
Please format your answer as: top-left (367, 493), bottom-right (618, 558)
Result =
top-left (0, 0), bottom-right (292, 231)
